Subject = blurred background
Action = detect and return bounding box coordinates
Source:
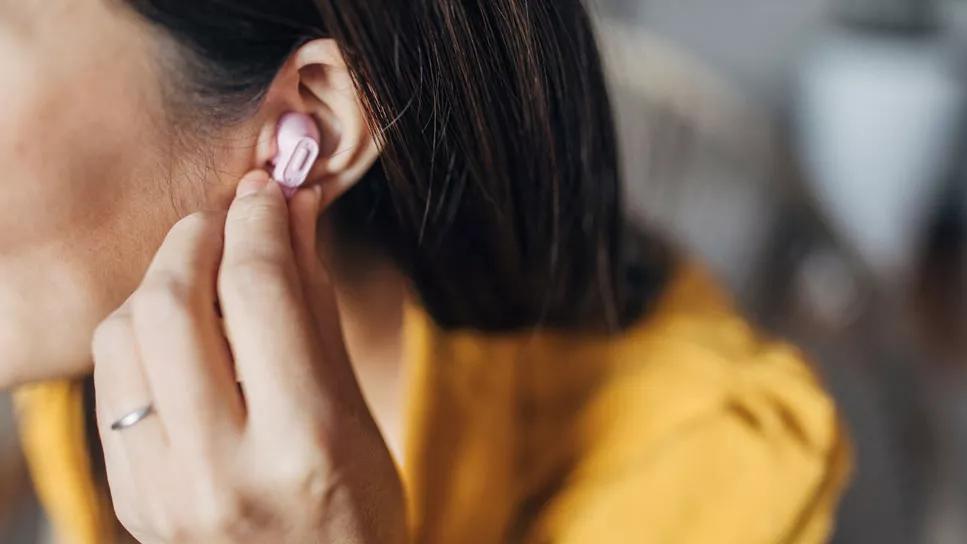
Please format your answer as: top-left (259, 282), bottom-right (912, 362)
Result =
top-left (3, 0), bottom-right (967, 542)
top-left (598, 0), bottom-right (967, 542)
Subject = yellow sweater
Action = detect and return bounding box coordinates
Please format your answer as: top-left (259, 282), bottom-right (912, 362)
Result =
top-left (16, 266), bottom-right (850, 543)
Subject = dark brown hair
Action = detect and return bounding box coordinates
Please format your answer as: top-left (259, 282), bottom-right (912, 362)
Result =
top-left (129, 0), bottom-right (670, 332)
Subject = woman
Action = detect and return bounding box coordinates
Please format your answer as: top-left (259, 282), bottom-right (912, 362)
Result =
top-left (4, 1), bottom-right (850, 542)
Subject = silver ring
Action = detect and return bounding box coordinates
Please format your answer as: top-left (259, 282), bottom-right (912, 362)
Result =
top-left (111, 404), bottom-right (156, 432)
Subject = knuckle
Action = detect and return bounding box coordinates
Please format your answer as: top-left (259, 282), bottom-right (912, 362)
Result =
top-left (272, 446), bottom-right (331, 497)
top-left (111, 498), bottom-right (149, 541)
top-left (91, 314), bottom-right (131, 356)
top-left (132, 273), bottom-right (196, 318)
top-left (193, 486), bottom-right (246, 536)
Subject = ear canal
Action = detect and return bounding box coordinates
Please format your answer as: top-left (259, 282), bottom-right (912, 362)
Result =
top-left (271, 112), bottom-right (321, 196)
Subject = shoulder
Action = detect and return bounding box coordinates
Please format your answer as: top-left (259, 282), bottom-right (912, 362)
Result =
top-left (531, 265), bottom-right (851, 543)
top-left (602, 264), bottom-right (844, 457)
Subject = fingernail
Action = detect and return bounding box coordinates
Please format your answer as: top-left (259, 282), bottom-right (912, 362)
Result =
top-left (261, 179), bottom-right (283, 195)
top-left (236, 171), bottom-right (271, 198)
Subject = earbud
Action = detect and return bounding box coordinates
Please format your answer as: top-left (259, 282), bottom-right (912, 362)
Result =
top-left (271, 112), bottom-right (321, 197)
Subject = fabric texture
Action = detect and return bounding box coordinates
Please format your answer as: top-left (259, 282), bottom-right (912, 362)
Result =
top-left (16, 265), bottom-right (850, 543)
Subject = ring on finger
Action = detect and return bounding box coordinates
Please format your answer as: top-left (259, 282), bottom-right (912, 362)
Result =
top-left (111, 404), bottom-right (156, 432)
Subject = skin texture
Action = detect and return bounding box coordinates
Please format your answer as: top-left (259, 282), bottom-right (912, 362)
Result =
top-left (93, 174), bottom-right (405, 543)
top-left (0, 0), bottom-right (243, 385)
top-left (0, 0), bottom-right (378, 386)
top-left (2, 1), bottom-right (402, 540)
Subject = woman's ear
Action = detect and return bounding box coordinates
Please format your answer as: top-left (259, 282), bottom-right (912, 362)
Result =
top-left (255, 39), bottom-right (380, 205)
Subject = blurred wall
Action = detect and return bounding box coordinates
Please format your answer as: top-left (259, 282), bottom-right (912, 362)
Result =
top-left (603, 0), bottom-right (829, 103)
top-left (602, 0), bottom-right (967, 103)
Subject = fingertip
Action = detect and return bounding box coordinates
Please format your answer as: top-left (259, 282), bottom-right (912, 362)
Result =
top-left (235, 170), bottom-right (272, 199)
top-left (223, 172), bottom-right (295, 266)
top-left (261, 178), bottom-right (289, 204)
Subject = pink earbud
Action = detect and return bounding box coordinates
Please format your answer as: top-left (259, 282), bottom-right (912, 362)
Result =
top-left (271, 112), bottom-right (321, 197)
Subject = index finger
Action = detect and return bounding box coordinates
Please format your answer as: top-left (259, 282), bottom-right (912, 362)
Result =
top-left (218, 172), bottom-right (332, 430)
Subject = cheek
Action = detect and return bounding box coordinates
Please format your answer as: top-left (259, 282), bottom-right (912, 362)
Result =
top-left (0, 30), bottom-right (185, 321)
top-left (0, 40), bottom-right (63, 244)
top-left (0, 2), bottom-right (240, 383)
top-left (0, 46), bottom-right (168, 253)
top-left (0, 31), bottom-right (179, 382)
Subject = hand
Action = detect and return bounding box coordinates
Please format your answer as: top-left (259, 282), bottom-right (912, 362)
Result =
top-left (91, 171), bottom-right (406, 544)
